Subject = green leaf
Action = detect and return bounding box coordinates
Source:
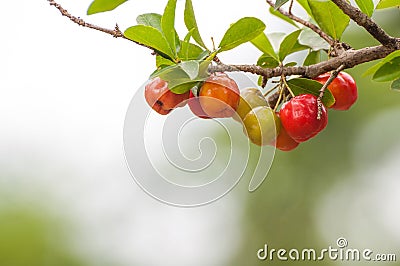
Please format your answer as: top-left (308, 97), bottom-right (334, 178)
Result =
top-left (279, 30), bottom-right (303, 61)
top-left (284, 62), bottom-right (297, 67)
top-left (296, 0), bottom-right (313, 17)
top-left (391, 79), bottom-right (400, 90)
top-left (180, 29), bottom-right (194, 61)
top-left (355, 0), bottom-right (374, 17)
top-left (275, 0), bottom-right (290, 9)
top-left (170, 81), bottom-right (202, 94)
top-left (87, 0), bottom-right (128, 15)
top-left (156, 56), bottom-right (175, 68)
top-left (161, 0), bottom-right (179, 57)
top-left (307, 0), bottom-right (350, 40)
top-left (372, 57), bottom-right (400, 82)
top-left (150, 65), bottom-right (180, 79)
top-left (150, 66), bottom-right (191, 93)
top-left (364, 50), bottom-right (400, 76)
top-left (257, 54), bottom-right (280, 68)
top-left (150, 54), bottom-right (212, 89)
top-left (251, 33), bottom-right (278, 60)
top-left (136, 13), bottom-right (162, 32)
top-left (137, 13), bottom-right (180, 54)
top-left (303, 50), bottom-right (321, 66)
top-left (196, 50), bottom-right (211, 61)
top-left (178, 42), bottom-right (205, 61)
top-left (180, 61), bottom-right (200, 80)
top-left (299, 27), bottom-right (330, 51)
top-left (184, 0), bottom-right (207, 49)
top-left (287, 78), bottom-right (335, 107)
top-left (124, 25), bottom-right (175, 60)
top-left (219, 17), bottom-right (266, 52)
top-left (376, 0), bottom-right (400, 9)
top-left (269, 7), bottom-right (298, 27)
top-left (267, 32), bottom-right (286, 51)
top-left (150, 63), bottom-right (206, 94)
top-left (291, 41), bottom-right (309, 54)
top-left (198, 60), bottom-right (213, 79)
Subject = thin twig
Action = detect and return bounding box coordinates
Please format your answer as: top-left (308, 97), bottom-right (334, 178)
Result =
top-left (265, 0), bottom-right (335, 46)
top-left (48, 0), bottom-right (151, 50)
top-left (211, 37), bottom-right (216, 51)
top-left (331, 0), bottom-right (398, 48)
top-left (288, 0), bottom-right (294, 15)
top-left (317, 64), bottom-right (345, 119)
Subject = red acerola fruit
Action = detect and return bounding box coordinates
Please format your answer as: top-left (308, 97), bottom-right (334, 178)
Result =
top-left (188, 91), bottom-right (210, 119)
top-left (314, 72), bottom-right (358, 111)
top-left (199, 73), bottom-right (240, 118)
top-left (279, 94), bottom-right (328, 143)
top-left (271, 115), bottom-right (299, 151)
top-left (145, 77), bottom-right (190, 115)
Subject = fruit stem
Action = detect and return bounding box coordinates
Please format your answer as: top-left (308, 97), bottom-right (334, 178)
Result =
top-left (281, 75), bottom-right (295, 98)
top-left (273, 84), bottom-right (284, 112)
top-left (211, 37), bottom-right (216, 51)
top-left (263, 84), bottom-right (280, 97)
top-left (317, 64), bottom-right (345, 119)
top-left (261, 76), bottom-right (268, 88)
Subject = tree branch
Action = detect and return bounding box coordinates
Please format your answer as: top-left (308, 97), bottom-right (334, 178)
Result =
top-left (265, 0), bottom-right (336, 47)
top-left (209, 41), bottom-right (399, 78)
top-left (49, 0), bottom-right (399, 83)
top-left (331, 0), bottom-right (398, 48)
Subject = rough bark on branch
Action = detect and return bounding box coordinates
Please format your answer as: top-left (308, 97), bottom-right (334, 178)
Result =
top-left (331, 0), bottom-right (398, 48)
top-left (209, 41), bottom-right (399, 79)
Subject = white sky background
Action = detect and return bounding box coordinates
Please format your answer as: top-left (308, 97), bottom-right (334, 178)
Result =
top-left (1, 0), bottom-right (399, 265)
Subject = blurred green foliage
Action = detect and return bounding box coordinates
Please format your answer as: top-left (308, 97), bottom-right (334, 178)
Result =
top-left (0, 202), bottom-right (86, 266)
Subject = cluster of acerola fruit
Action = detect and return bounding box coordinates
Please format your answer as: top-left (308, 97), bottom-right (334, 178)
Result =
top-left (144, 72), bottom-right (357, 151)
